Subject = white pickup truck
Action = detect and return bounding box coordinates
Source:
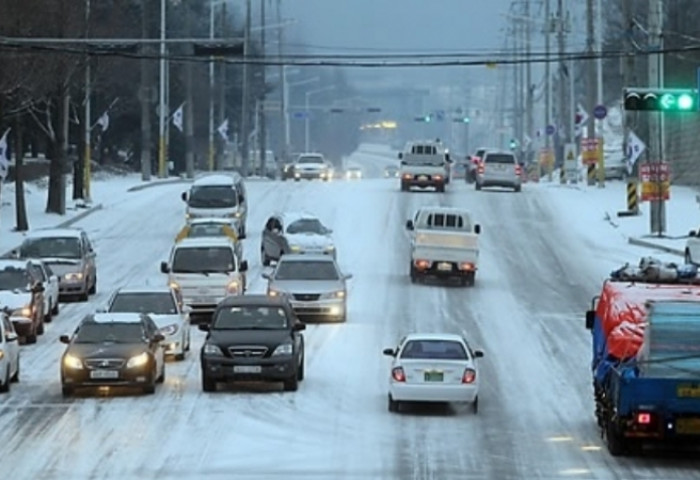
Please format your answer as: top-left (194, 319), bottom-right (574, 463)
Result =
top-left (405, 207), bottom-right (481, 286)
top-left (398, 140), bottom-right (451, 192)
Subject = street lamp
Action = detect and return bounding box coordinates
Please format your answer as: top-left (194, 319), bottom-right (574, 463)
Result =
top-left (305, 86), bottom-right (334, 152)
top-left (157, 0), bottom-right (167, 178)
top-left (285, 75), bottom-right (318, 154)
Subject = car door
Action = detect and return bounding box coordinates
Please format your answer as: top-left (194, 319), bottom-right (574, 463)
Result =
top-left (2, 316), bottom-right (19, 375)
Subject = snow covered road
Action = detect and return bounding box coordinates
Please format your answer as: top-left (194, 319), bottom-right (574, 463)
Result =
top-left (2, 152), bottom-right (700, 479)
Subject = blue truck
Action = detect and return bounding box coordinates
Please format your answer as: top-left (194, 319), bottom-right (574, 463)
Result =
top-left (586, 283), bottom-right (700, 456)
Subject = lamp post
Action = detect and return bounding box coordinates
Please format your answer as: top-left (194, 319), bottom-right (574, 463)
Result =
top-left (83, 0), bottom-right (92, 200)
top-left (208, 0), bottom-right (216, 171)
top-left (304, 86), bottom-right (334, 152)
top-left (157, 0), bottom-right (167, 178)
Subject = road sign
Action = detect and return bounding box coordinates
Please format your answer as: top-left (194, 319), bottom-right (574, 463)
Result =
top-left (545, 124), bottom-right (556, 135)
top-left (640, 162), bottom-right (670, 201)
top-left (593, 104), bottom-right (607, 120)
top-left (563, 143), bottom-right (578, 182)
top-left (261, 100), bottom-right (281, 112)
top-left (292, 111), bottom-right (308, 119)
top-left (625, 130), bottom-right (645, 173)
top-left (580, 138), bottom-right (600, 165)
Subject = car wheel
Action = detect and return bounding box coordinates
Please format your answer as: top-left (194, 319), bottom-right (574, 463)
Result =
top-left (175, 352), bottom-right (185, 361)
top-left (283, 374), bottom-right (299, 392)
top-left (25, 331), bottom-right (37, 345)
top-left (52, 300), bottom-right (60, 316)
top-left (472, 396), bottom-right (479, 414)
top-left (44, 306), bottom-right (52, 323)
top-left (79, 287), bottom-right (89, 302)
top-left (11, 361), bottom-right (19, 383)
top-left (388, 394), bottom-right (399, 412)
top-left (89, 275), bottom-right (97, 295)
top-left (157, 364), bottom-right (165, 383)
top-left (514, 185), bottom-right (521, 192)
top-left (202, 373), bottom-right (217, 392)
top-left (143, 382), bottom-right (156, 395)
top-left (409, 263), bottom-right (418, 284)
top-left (37, 318), bottom-right (45, 335)
top-left (686, 249), bottom-right (693, 265)
top-left (185, 331), bottom-right (191, 352)
top-left (297, 354), bottom-right (305, 381)
top-left (436, 184), bottom-right (445, 193)
top-left (475, 182), bottom-right (481, 191)
top-left (61, 385), bottom-right (74, 397)
top-left (0, 367), bottom-right (10, 393)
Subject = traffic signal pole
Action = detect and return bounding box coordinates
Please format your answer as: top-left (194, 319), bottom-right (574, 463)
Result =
top-left (648, 0), bottom-right (665, 235)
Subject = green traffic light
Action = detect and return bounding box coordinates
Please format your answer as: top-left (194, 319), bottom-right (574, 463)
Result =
top-left (462, 117), bottom-right (470, 123)
top-left (659, 92), bottom-right (695, 110)
top-left (678, 93), bottom-right (694, 110)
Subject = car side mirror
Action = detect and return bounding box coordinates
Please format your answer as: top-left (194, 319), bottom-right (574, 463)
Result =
top-left (382, 348), bottom-right (396, 357)
top-left (160, 261), bottom-right (169, 274)
top-left (238, 194), bottom-right (245, 204)
top-left (473, 350), bottom-right (484, 358)
top-left (293, 323), bottom-right (306, 331)
top-left (397, 152), bottom-right (403, 160)
top-left (5, 332), bottom-right (18, 343)
top-left (181, 191), bottom-right (187, 202)
top-left (239, 260), bottom-right (248, 272)
top-left (262, 272), bottom-right (271, 280)
top-left (10, 249), bottom-right (19, 259)
top-left (474, 224), bottom-right (481, 234)
top-left (238, 232), bottom-right (247, 240)
top-left (585, 310), bottom-right (595, 330)
top-left (400, 161), bottom-right (406, 166)
top-left (198, 323), bottom-right (211, 332)
top-left (343, 273), bottom-right (353, 280)
top-left (690, 230), bottom-right (697, 237)
top-left (445, 154), bottom-right (451, 163)
top-left (59, 334), bottom-right (71, 344)
top-left (405, 220), bottom-right (414, 231)
top-left (153, 333), bottom-right (165, 343)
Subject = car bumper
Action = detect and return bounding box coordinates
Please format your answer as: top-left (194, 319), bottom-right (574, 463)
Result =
top-left (390, 382), bottom-right (478, 403)
top-left (59, 280), bottom-right (87, 296)
top-left (413, 262), bottom-right (476, 278)
top-left (402, 176), bottom-right (444, 187)
top-left (477, 176), bottom-right (521, 188)
top-left (10, 315), bottom-right (35, 336)
top-left (289, 298), bottom-right (345, 320)
top-left (295, 171), bottom-right (328, 180)
top-left (202, 356), bottom-right (297, 382)
top-left (62, 367), bottom-right (155, 389)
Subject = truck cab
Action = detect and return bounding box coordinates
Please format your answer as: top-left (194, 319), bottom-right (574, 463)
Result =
top-left (398, 141), bottom-right (451, 192)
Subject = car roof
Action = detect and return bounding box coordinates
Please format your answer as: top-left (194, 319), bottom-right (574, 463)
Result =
top-left (173, 237), bottom-right (234, 248)
top-left (89, 312), bottom-right (147, 324)
top-left (416, 206), bottom-right (470, 215)
top-left (187, 217), bottom-right (231, 225)
top-left (114, 285), bottom-right (174, 295)
top-left (218, 294), bottom-right (291, 309)
top-left (192, 173), bottom-right (240, 186)
top-left (24, 228), bottom-right (83, 239)
top-left (403, 333), bottom-right (466, 343)
top-left (277, 253), bottom-right (335, 263)
top-left (276, 211), bottom-right (321, 224)
top-left (484, 150), bottom-right (515, 157)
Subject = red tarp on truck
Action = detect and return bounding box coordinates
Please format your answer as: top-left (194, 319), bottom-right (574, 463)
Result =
top-left (595, 281), bottom-right (700, 359)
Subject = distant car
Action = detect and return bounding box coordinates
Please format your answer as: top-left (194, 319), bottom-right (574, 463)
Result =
top-left (199, 295), bottom-right (306, 392)
top-left (174, 217), bottom-right (243, 263)
top-left (0, 311), bottom-right (20, 393)
top-left (383, 333), bottom-right (483, 413)
top-left (475, 151), bottom-right (522, 192)
top-left (294, 153), bottom-right (331, 181)
top-left (384, 165), bottom-right (399, 178)
top-left (261, 212), bottom-right (336, 266)
top-left (345, 166), bottom-right (363, 180)
top-left (466, 148), bottom-right (488, 183)
top-left (0, 259), bottom-right (46, 344)
top-left (59, 312), bottom-right (166, 396)
top-left (15, 228), bottom-right (97, 301)
top-left (26, 259), bottom-right (60, 322)
top-left (106, 286), bottom-right (192, 361)
top-left (263, 254), bottom-right (352, 322)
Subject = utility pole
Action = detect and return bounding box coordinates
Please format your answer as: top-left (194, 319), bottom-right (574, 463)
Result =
top-left (556, 0), bottom-right (569, 175)
top-left (524, 0), bottom-right (534, 163)
top-left (258, 0), bottom-right (267, 175)
top-left (240, 0), bottom-right (251, 176)
top-left (184, 2), bottom-right (195, 179)
top-left (621, 0), bottom-right (634, 179)
top-left (277, 0), bottom-right (286, 162)
top-left (512, 17), bottom-right (522, 151)
top-left (139, 0), bottom-right (152, 181)
top-left (217, 2), bottom-right (227, 171)
top-left (208, 0), bottom-right (216, 171)
top-left (648, 0), bottom-right (665, 235)
top-left (585, 0), bottom-right (596, 186)
top-left (83, 0), bottom-right (91, 201)
top-left (157, 0), bottom-right (167, 178)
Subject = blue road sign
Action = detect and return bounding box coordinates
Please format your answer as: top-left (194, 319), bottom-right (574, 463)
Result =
top-left (593, 104), bottom-right (607, 120)
top-left (545, 124), bottom-right (556, 135)
top-left (293, 111), bottom-right (308, 119)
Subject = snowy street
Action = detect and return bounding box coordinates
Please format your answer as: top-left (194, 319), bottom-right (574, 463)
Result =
top-left (1, 150), bottom-right (700, 480)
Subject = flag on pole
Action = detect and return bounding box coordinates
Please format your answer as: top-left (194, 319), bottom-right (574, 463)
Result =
top-left (217, 118), bottom-right (229, 141)
top-left (0, 128), bottom-right (11, 180)
top-left (96, 111), bottom-right (110, 132)
top-left (172, 103), bottom-right (184, 132)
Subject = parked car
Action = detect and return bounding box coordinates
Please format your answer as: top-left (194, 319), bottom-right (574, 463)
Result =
top-left (261, 212), bottom-right (336, 266)
top-left (59, 312), bottom-right (166, 396)
top-left (0, 311), bottom-right (20, 392)
top-left (262, 254), bottom-right (352, 322)
top-left (475, 151), bottom-right (522, 192)
top-left (0, 259), bottom-right (46, 344)
top-left (15, 228), bottom-right (97, 301)
top-left (105, 286), bottom-right (192, 361)
top-left (199, 295), bottom-right (306, 392)
top-left (27, 259), bottom-right (60, 322)
top-left (383, 333), bottom-right (483, 413)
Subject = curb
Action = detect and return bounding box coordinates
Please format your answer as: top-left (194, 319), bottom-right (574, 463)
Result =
top-left (127, 177), bottom-right (191, 192)
top-left (628, 237), bottom-right (685, 257)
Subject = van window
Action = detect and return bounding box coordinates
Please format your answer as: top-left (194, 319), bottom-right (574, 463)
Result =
top-left (485, 154), bottom-right (516, 164)
top-left (172, 247), bottom-right (235, 273)
top-left (427, 213), bottom-right (464, 229)
top-left (188, 185), bottom-right (238, 208)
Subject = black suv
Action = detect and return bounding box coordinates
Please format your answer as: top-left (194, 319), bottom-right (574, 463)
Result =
top-left (199, 295), bottom-right (305, 392)
top-left (59, 312), bottom-right (166, 396)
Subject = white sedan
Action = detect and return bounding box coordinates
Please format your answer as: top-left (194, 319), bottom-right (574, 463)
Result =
top-left (0, 311), bottom-right (20, 392)
top-left (383, 333), bottom-right (483, 413)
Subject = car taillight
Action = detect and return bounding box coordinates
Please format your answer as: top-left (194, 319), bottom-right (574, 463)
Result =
top-left (636, 412), bottom-right (652, 425)
top-left (477, 164), bottom-right (485, 174)
top-left (434, 175), bottom-right (443, 181)
top-left (459, 262), bottom-right (474, 271)
top-left (515, 164), bottom-right (522, 176)
top-left (462, 368), bottom-right (476, 384)
top-left (392, 367), bottom-right (405, 382)
top-left (414, 259), bottom-right (430, 269)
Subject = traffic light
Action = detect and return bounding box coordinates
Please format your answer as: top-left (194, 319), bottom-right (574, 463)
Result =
top-left (366, 107), bottom-right (382, 113)
top-left (452, 117), bottom-right (470, 123)
top-left (509, 139), bottom-right (518, 150)
top-left (623, 88), bottom-right (698, 112)
top-left (414, 115), bottom-right (431, 122)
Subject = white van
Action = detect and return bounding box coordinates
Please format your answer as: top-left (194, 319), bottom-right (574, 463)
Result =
top-left (181, 173), bottom-right (247, 238)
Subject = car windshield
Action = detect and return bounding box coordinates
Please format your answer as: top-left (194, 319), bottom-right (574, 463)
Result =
top-left (187, 185), bottom-right (238, 208)
top-left (74, 322), bottom-right (146, 344)
top-left (297, 156), bottom-right (324, 164)
top-left (214, 306), bottom-right (288, 330)
top-left (286, 219), bottom-right (325, 235)
top-left (400, 340), bottom-right (468, 360)
top-left (274, 261), bottom-right (339, 281)
top-left (20, 237), bottom-right (81, 259)
top-left (109, 293), bottom-right (177, 315)
top-left (485, 154), bottom-right (515, 164)
top-left (0, 268), bottom-right (30, 291)
top-left (172, 247), bottom-right (235, 273)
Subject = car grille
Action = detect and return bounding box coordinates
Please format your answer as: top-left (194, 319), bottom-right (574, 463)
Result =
top-left (85, 359), bottom-right (125, 369)
top-left (293, 293), bottom-right (321, 301)
top-left (228, 346), bottom-right (268, 358)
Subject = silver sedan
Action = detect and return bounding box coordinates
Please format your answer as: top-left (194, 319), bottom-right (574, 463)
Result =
top-left (262, 254), bottom-right (352, 322)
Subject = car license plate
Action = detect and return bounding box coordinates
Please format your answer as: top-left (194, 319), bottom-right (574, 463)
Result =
top-left (677, 384), bottom-right (700, 398)
top-left (90, 370), bottom-right (119, 380)
top-left (437, 262), bottom-right (452, 271)
top-left (233, 365), bottom-right (261, 374)
top-left (418, 175), bottom-right (428, 181)
top-left (424, 371), bottom-right (444, 382)
top-left (676, 418), bottom-right (700, 435)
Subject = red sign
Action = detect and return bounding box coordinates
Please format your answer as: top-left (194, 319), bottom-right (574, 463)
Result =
top-left (640, 162), bottom-right (670, 201)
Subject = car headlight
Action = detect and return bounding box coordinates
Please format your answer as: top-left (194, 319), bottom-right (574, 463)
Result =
top-left (271, 342), bottom-right (293, 356)
top-left (203, 343), bottom-right (223, 356)
top-left (126, 352), bottom-right (150, 369)
top-left (0, 350), bottom-right (4, 360)
top-left (321, 290), bottom-right (345, 299)
top-left (169, 281), bottom-right (180, 290)
top-left (226, 280), bottom-right (240, 294)
top-left (64, 272), bottom-right (83, 282)
top-left (289, 245), bottom-right (301, 252)
top-left (13, 306), bottom-right (33, 318)
top-left (268, 289), bottom-right (283, 297)
top-left (63, 354), bottom-right (84, 370)
top-left (160, 324), bottom-right (179, 336)
top-left (324, 245), bottom-right (335, 252)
